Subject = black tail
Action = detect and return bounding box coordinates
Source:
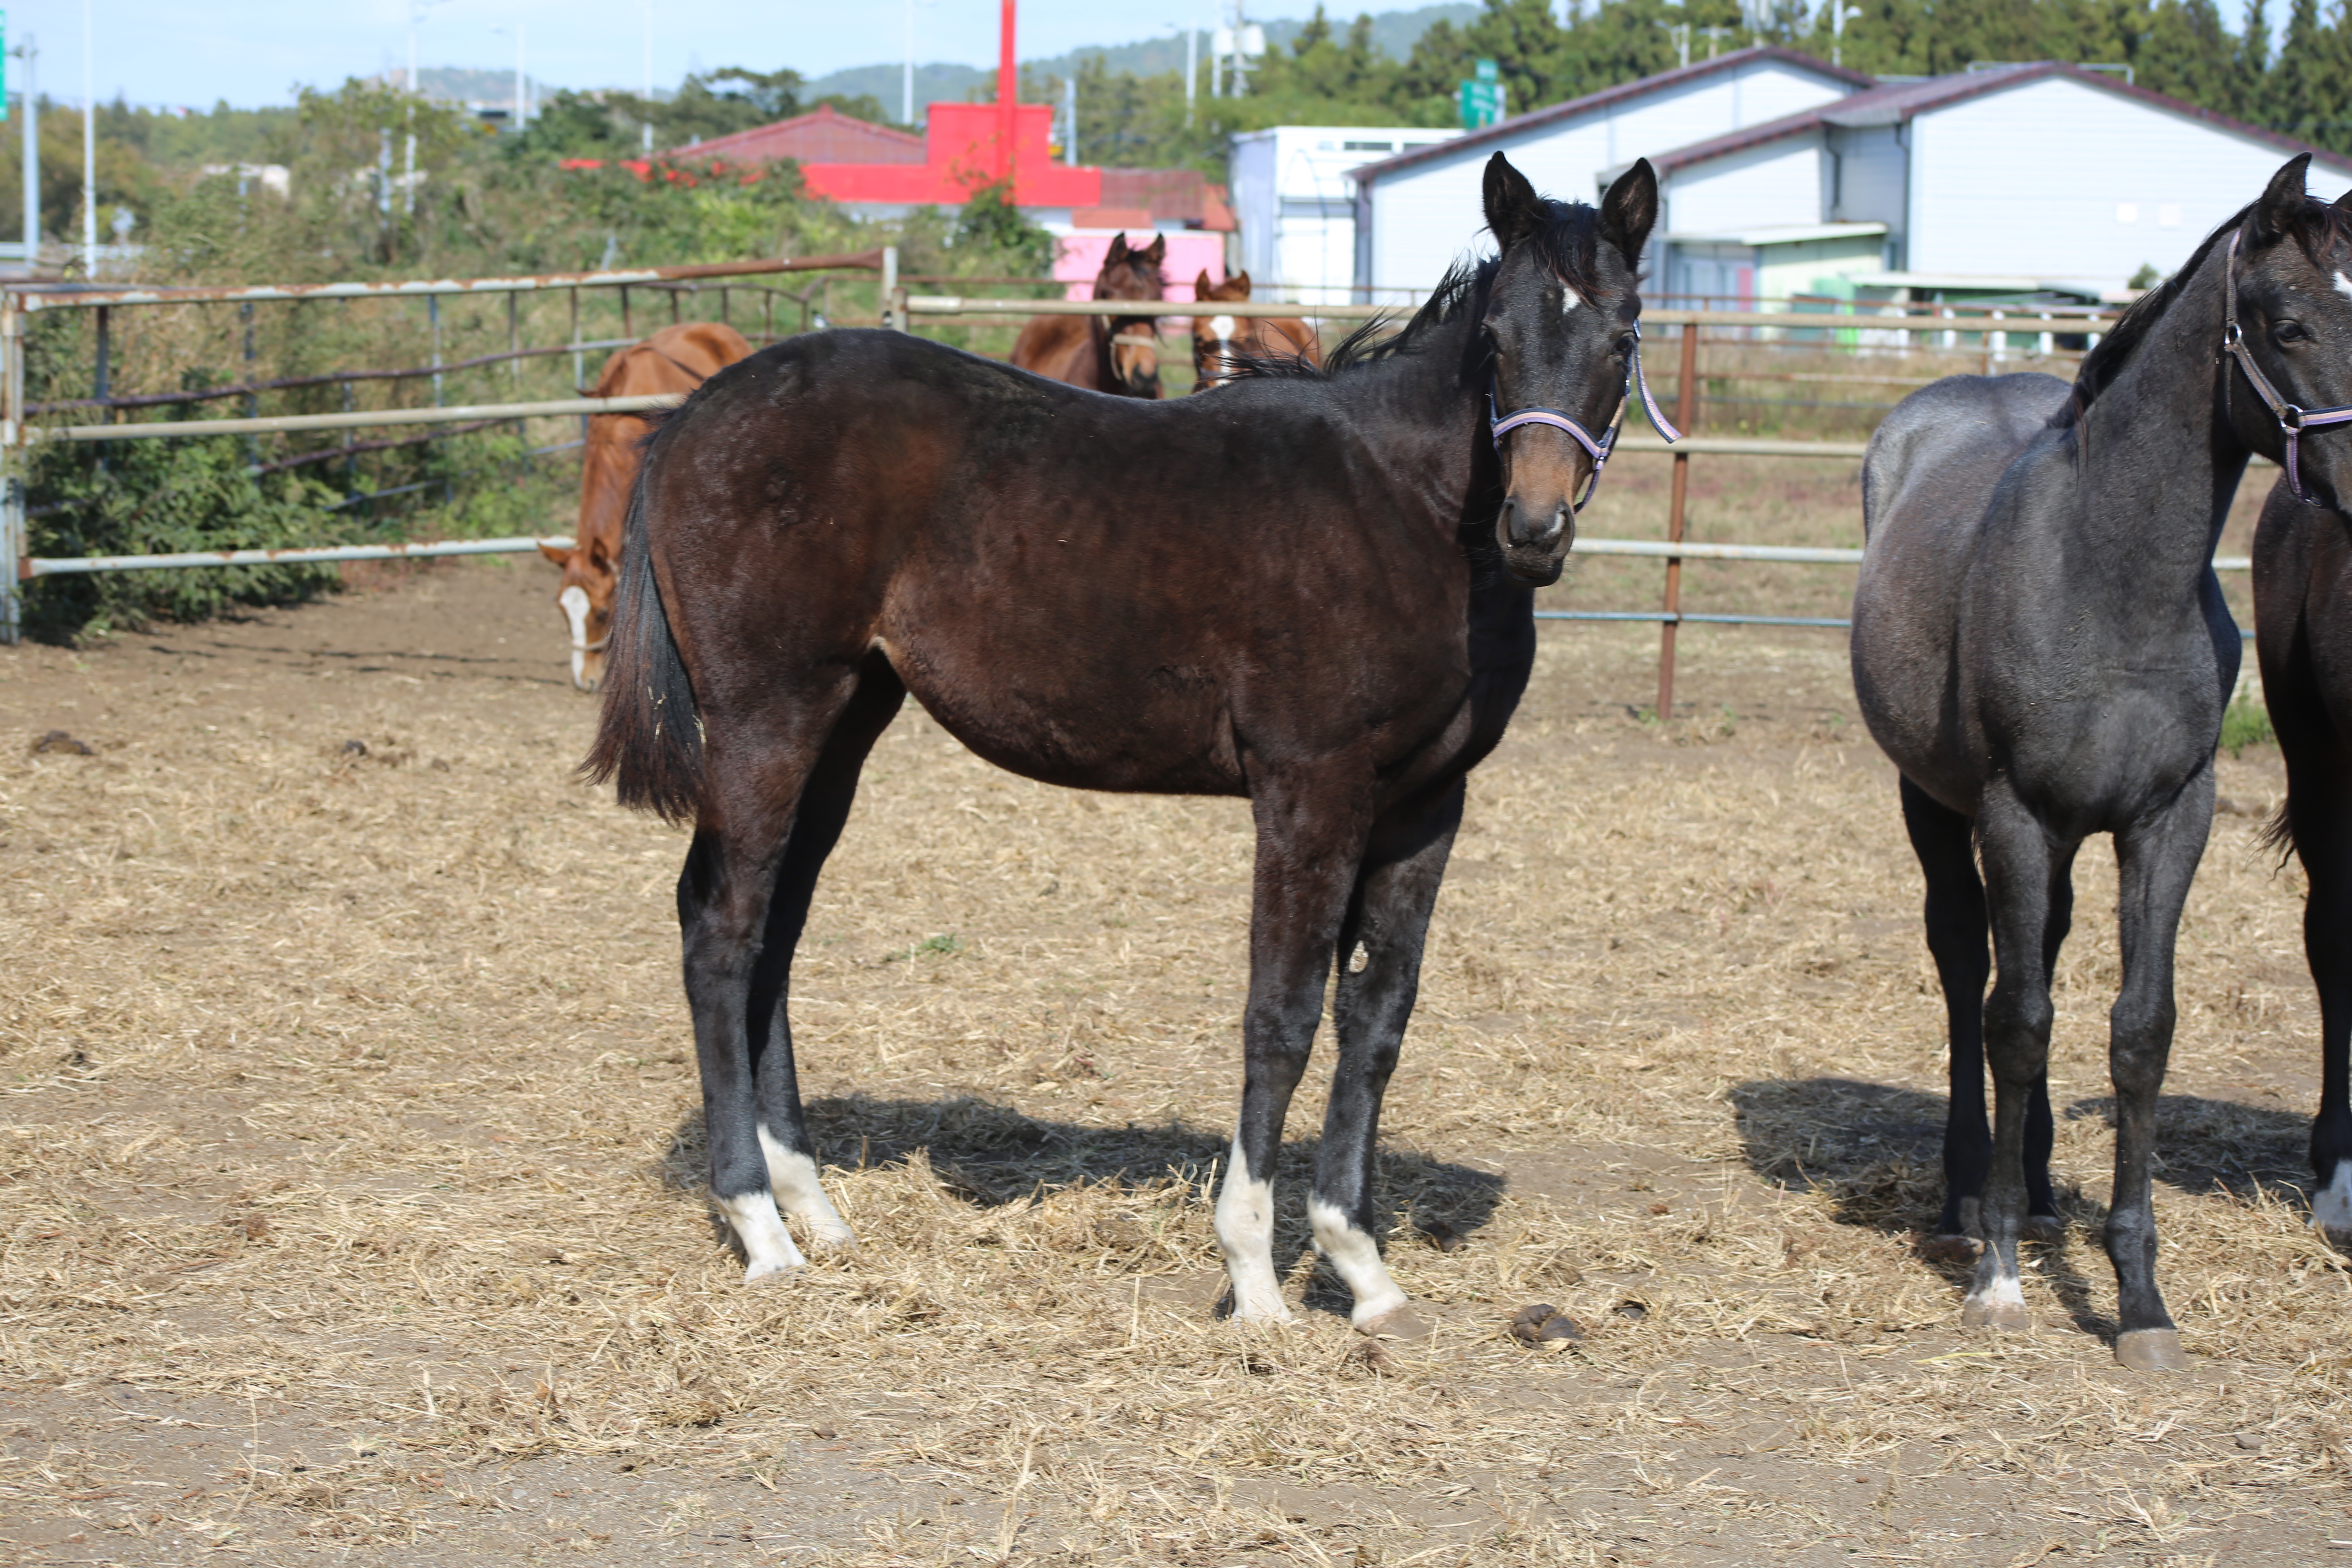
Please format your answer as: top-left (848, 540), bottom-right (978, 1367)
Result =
top-left (582, 437), bottom-right (704, 824)
top-left (2259, 797), bottom-right (2297, 868)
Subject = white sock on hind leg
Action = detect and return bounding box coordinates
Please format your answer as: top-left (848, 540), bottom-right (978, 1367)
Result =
top-left (760, 1127), bottom-right (856, 1249)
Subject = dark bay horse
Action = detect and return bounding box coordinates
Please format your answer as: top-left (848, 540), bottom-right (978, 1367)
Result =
top-left (2252, 475), bottom-right (2352, 1243)
top-left (588, 154), bottom-right (1667, 1334)
top-left (539, 321), bottom-right (753, 690)
top-left (1851, 156), bottom-right (2352, 1371)
top-left (1189, 270), bottom-right (1321, 391)
top-left (1009, 232), bottom-right (1166, 397)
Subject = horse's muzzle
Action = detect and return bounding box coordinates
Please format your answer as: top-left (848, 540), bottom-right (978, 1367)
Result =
top-left (1497, 497), bottom-right (1571, 586)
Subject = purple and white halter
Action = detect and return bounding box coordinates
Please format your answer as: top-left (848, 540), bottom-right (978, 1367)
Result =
top-left (2221, 229), bottom-right (2352, 501)
top-left (1488, 318), bottom-right (1683, 512)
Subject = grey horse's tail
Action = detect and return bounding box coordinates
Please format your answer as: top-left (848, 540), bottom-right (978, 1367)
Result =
top-left (581, 429), bottom-right (704, 825)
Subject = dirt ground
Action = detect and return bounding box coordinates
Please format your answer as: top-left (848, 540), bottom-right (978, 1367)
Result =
top-left (2, 468), bottom-right (2348, 1566)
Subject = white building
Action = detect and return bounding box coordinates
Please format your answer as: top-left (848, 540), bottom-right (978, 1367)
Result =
top-left (1229, 125), bottom-right (1459, 304)
top-left (1347, 47), bottom-right (1871, 301)
top-left (1623, 62), bottom-right (2352, 308)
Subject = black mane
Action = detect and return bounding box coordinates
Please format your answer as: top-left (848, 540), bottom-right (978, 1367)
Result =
top-left (1222, 194), bottom-right (1609, 383)
top-left (2057, 194), bottom-right (2352, 428)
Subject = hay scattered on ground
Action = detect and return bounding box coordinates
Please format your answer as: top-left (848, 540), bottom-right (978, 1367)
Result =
top-left (0, 522), bottom-right (2346, 1565)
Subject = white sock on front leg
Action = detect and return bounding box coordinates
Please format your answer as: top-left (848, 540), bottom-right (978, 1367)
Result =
top-left (760, 1127), bottom-right (857, 1250)
top-left (715, 1187), bottom-right (806, 1281)
top-left (1215, 1141), bottom-right (1294, 1323)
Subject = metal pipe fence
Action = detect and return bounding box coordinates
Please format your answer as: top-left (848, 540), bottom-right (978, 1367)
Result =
top-left (0, 280), bottom-right (2242, 711)
top-left (0, 252), bottom-right (891, 641)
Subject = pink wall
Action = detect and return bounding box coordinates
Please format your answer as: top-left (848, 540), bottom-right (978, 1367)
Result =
top-left (1054, 231), bottom-right (1227, 303)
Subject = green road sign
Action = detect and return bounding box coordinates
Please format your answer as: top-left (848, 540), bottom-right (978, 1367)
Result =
top-left (1459, 59), bottom-right (1504, 131)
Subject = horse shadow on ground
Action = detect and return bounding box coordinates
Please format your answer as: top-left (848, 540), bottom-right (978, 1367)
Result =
top-left (1730, 1076), bottom-right (2317, 1338)
top-left (655, 1094), bottom-right (1505, 1322)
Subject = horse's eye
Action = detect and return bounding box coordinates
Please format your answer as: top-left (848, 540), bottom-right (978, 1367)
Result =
top-left (2274, 319), bottom-right (2310, 344)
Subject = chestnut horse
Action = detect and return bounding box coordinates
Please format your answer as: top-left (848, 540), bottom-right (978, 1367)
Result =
top-left (539, 321), bottom-right (753, 690)
top-left (1189, 270), bottom-right (1321, 391)
top-left (1008, 233), bottom-right (1166, 397)
top-left (587, 155), bottom-right (1673, 1334)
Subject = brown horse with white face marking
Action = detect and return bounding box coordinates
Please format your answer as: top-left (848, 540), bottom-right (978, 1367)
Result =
top-left (539, 321), bottom-right (753, 690)
top-left (1008, 233), bottom-right (1166, 397)
top-left (1189, 270), bottom-right (1320, 391)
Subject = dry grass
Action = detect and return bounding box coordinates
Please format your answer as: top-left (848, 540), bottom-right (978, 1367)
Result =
top-left (0, 526), bottom-right (2345, 1564)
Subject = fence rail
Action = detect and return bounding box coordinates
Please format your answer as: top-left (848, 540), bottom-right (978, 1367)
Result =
top-left (0, 280), bottom-right (2201, 695)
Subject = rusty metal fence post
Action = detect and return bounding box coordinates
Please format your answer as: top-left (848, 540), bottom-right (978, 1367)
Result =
top-left (1656, 318), bottom-right (1702, 720)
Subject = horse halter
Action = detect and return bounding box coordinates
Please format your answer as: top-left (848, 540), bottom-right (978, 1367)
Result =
top-left (2221, 229), bottom-right (2352, 501)
top-left (1488, 320), bottom-right (1682, 512)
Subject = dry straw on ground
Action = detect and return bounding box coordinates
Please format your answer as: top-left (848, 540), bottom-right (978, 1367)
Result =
top-left (0, 460), bottom-right (2346, 1565)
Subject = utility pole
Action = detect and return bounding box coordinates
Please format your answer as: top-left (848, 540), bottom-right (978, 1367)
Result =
top-left (80, 0), bottom-right (92, 274)
top-left (1062, 77), bottom-right (1075, 166)
top-left (13, 32), bottom-right (36, 273)
top-left (1184, 23), bottom-right (1196, 126)
top-left (903, 0), bottom-right (913, 125)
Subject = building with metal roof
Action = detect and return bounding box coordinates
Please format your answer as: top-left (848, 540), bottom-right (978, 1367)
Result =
top-left (1342, 47), bottom-right (1872, 303)
top-left (1616, 61), bottom-right (2352, 309)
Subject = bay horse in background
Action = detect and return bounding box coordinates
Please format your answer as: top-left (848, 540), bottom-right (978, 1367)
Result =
top-left (539, 321), bottom-right (753, 691)
top-left (1189, 270), bottom-right (1321, 391)
top-left (588, 155), bottom-right (1673, 1335)
top-left (1008, 232), bottom-right (1166, 397)
top-left (2252, 466), bottom-right (2352, 1245)
top-left (1851, 156), bottom-right (2352, 1371)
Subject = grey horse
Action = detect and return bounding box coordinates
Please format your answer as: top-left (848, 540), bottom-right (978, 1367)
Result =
top-left (1851, 156), bottom-right (2352, 1372)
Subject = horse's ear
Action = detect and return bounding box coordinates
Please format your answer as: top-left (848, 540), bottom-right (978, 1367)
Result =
top-left (1230, 270), bottom-right (1250, 296)
top-left (1601, 158), bottom-right (1658, 272)
top-left (1140, 234), bottom-right (1167, 265)
top-left (1195, 268), bottom-right (1214, 297)
top-left (585, 533), bottom-right (615, 569)
top-left (1483, 152), bottom-right (1542, 249)
top-left (2254, 154), bottom-right (2312, 246)
top-left (537, 541), bottom-right (575, 568)
top-left (1106, 233), bottom-right (1129, 264)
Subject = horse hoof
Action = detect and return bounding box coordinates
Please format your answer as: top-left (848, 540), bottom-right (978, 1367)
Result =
top-left (2114, 1329), bottom-right (2189, 1373)
top-left (743, 1257), bottom-right (804, 1284)
top-left (1959, 1297), bottom-right (2031, 1332)
top-left (2021, 1214), bottom-right (2067, 1246)
top-left (808, 1227), bottom-right (860, 1254)
top-left (1356, 1306), bottom-right (1431, 1341)
top-left (1922, 1232), bottom-right (1982, 1264)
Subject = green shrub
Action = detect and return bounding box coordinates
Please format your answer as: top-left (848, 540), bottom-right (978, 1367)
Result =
top-left (23, 437), bottom-right (348, 642)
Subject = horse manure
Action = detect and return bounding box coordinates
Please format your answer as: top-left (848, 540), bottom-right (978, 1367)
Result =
top-left (341, 739), bottom-right (369, 756)
top-left (1510, 1303), bottom-right (1584, 1345)
top-left (1614, 1299), bottom-right (1649, 1322)
top-left (30, 730), bottom-right (93, 755)
top-left (1417, 1218), bottom-right (1466, 1253)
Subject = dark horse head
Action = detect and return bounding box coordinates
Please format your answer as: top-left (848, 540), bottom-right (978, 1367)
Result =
top-left (1477, 153), bottom-right (1659, 586)
top-left (2217, 157), bottom-right (2352, 512)
top-left (1095, 232), bottom-right (1168, 398)
top-left (2069, 155), bottom-right (2352, 514)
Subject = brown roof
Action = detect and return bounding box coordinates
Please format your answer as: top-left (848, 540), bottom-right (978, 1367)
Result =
top-left (675, 105), bottom-right (926, 167)
top-left (1098, 167), bottom-right (1236, 231)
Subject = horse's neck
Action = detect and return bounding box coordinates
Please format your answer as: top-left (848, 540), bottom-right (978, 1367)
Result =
top-left (2075, 254), bottom-right (2249, 575)
top-left (1336, 317), bottom-right (1491, 533)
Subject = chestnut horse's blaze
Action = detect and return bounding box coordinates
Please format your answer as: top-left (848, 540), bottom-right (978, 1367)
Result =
top-left (539, 321), bottom-right (752, 691)
top-left (588, 155), bottom-right (1662, 1335)
top-left (1009, 233), bottom-right (1167, 397)
top-left (1188, 270), bottom-right (1320, 391)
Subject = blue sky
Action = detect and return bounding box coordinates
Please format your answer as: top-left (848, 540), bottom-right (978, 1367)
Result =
top-left (5, 1), bottom-right (1310, 109)
top-left (4, 1), bottom-right (2275, 111)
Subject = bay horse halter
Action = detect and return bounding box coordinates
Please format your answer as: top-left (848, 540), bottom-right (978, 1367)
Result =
top-left (2221, 229), bottom-right (2352, 501)
top-left (1488, 318), bottom-right (1682, 512)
